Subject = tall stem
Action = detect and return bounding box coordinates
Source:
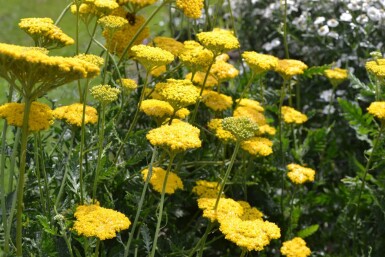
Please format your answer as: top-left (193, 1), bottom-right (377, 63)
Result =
top-left (286, 185), bottom-right (298, 240)
top-left (278, 80), bottom-right (287, 219)
top-left (234, 73), bottom-right (256, 110)
top-left (92, 105), bottom-right (106, 201)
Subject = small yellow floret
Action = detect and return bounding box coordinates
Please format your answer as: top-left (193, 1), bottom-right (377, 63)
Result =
top-left (281, 237), bottom-right (311, 257)
top-left (241, 137), bottom-right (273, 157)
top-left (242, 51), bottom-right (278, 74)
top-left (367, 101), bottom-right (385, 120)
top-left (201, 90), bottom-right (233, 111)
top-left (90, 84), bottom-right (120, 104)
top-left (287, 163), bottom-right (316, 184)
top-left (324, 67), bottom-right (348, 87)
top-left (53, 103), bottom-right (98, 127)
top-left (197, 28), bottom-right (240, 55)
top-left (275, 59), bottom-right (308, 80)
top-left (176, 0), bottom-right (204, 19)
top-left (131, 44), bottom-right (174, 71)
top-left (281, 106), bottom-right (308, 124)
top-left (141, 167), bottom-right (183, 194)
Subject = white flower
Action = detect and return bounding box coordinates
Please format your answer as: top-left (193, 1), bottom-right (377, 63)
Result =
top-left (367, 6), bottom-right (381, 21)
top-left (356, 14), bottom-right (369, 24)
top-left (328, 31), bottom-right (339, 39)
top-left (314, 16), bottom-right (326, 25)
top-left (327, 19), bottom-right (339, 27)
top-left (380, 0), bottom-right (385, 8)
top-left (347, 3), bottom-right (361, 11)
top-left (317, 25), bottom-right (330, 36)
top-left (340, 12), bottom-right (353, 22)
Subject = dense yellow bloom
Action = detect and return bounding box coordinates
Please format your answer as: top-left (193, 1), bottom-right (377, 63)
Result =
top-left (75, 53), bottom-right (104, 67)
top-left (141, 167), bottom-right (183, 194)
top-left (201, 90), bottom-right (233, 111)
top-left (131, 44), bottom-right (174, 71)
top-left (197, 197), bottom-right (244, 222)
top-left (365, 59), bottom-right (385, 78)
top-left (210, 60), bottom-right (239, 81)
top-left (234, 106), bottom-right (267, 126)
top-left (367, 101), bottom-right (385, 120)
top-left (117, 0), bottom-right (157, 7)
top-left (98, 15), bottom-right (128, 30)
top-left (186, 72), bottom-right (218, 88)
top-left (192, 180), bottom-right (223, 198)
top-left (242, 51), bottom-right (278, 74)
top-left (150, 65), bottom-right (167, 77)
top-left (179, 41), bottom-right (214, 71)
top-left (241, 137), bottom-right (273, 157)
top-left (236, 98), bottom-right (264, 112)
top-left (140, 99), bottom-right (174, 118)
top-left (116, 78), bottom-right (138, 91)
top-left (71, 0), bottom-right (119, 18)
top-left (150, 36), bottom-right (184, 56)
top-left (287, 163), bottom-right (316, 184)
top-left (19, 17), bottom-right (74, 49)
top-left (73, 204), bottom-right (131, 240)
top-left (275, 59), bottom-right (308, 80)
top-left (196, 28), bottom-right (240, 54)
top-left (218, 216), bottom-right (280, 251)
top-left (53, 103), bottom-right (98, 127)
top-left (146, 120), bottom-right (201, 152)
top-left (207, 119), bottom-right (236, 143)
top-left (281, 106), bottom-right (308, 124)
top-left (324, 68), bottom-right (348, 87)
top-left (222, 117), bottom-right (258, 141)
top-left (216, 53), bottom-right (230, 62)
top-left (237, 201), bottom-right (264, 221)
top-left (175, 108), bottom-right (190, 119)
top-left (0, 102), bottom-right (53, 132)
top-left (155, 79), bottom-right (199, 110)
top-left (90, 84), bottom-right (120, 104)
top-left (257, 124), bottom-right (276, 136)
top-left (281, 237), bottom-right (311, 257)
top-left (176, 0), bottom-right (204, 19)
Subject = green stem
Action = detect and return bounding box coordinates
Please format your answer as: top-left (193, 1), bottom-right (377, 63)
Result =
top-left (149, 154), bottom-right (176, 257)
top-left (282, 0), bottom-right (290, 59)
top-left (124, 147), bottom-right (158, 257)
top-left (240, 249), bottom-right (247, 257)
top-left (234, 73), bottom-right (256, 110)
top-left (286, 185), bottom-right (298, 240)
top-left (54, 2), bottom-right (72, 25)
top-left (37, 132), bottom-right (51, 220)
top-left (187, 222), bottom-right (214, 257)
top-left (16, 97), bottom-right (33, 257)
top-left (34, 134), bottom-right (46, 214)
top-left (94, 239), bottom-right (100, 257)
top-left (278, 80), bottom-right (287, 219)
top-left (92, 105), bottom-right (106, 201)
top-left (296, 82), bottom-right (301, 110)
top-left (85, 20), bottom-right (98, 54)
top-left (203, 0), bottom-right (212, 30)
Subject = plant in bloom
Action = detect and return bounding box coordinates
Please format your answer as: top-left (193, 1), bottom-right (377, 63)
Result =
top-left (275, 59), bottom-right (308, 80)
top-left (72, 203), bottom-right (131, 240)
top-left (150, 36), bottom-right (184, 56)
top-left (210, 59), bottom-right (239, 82)
top-left (365, 58), bottom-right (385, 79)
top-left (185, 72), bottom-right (218, 88)
top-left (53, 103), bottom-right (98, 127)
top-left (207, 118), bottom-right (237, 143)
top-left (117, 0), bottom-right (158, 8)
top-left (197, 197), bottom-right (244, 222)
top-left (176, 0), bottom-right (204, 19)
top-left (242, 51), bottom-right (279, 74)
top-left (287, 163), bottom-right (316, 184)
top-left (237, 201), bottom-right (264, 221)
top-left (90, 84), bottom-right (120, 105)
top-left (324, 67), bottom-right (348, 87)
top-left (236, 98), bottom-right (265, 112)
top-left (281, 106), bottom-right (308, 124)
top-left (281, 237), bottom-right (311, 257)
top-left (98, 15), bottom-right (128, 30)
top-left (196, 28), bottom-right (240, 55)
top-left (192, 180), bottom-right (223, 198)
top-left (0, 102), bottom-right (54, 132)
top-left (74, 53), bottom-right (105, 67)
top-left (179, 40), bottom-right (214, 72)
top-left (201, 90), bottom-right (233, 112)
top-left (367, 101), bottom-right (385, 120)
top-left (233, 106), bottom-right (267, 126)
top-left (116, 78), bottom-right (138, 92)
top-left (222, 117), bottom-right (259, 142)
top-left (241, 137), bottom-right (273, 157)
top-left (131, 44), bottom-right (174, 71)
top-left (141, 167), bottom-right (183, 194)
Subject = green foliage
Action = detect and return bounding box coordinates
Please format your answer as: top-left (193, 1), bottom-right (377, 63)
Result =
top-left (297, 224), bottom-right (319, 239)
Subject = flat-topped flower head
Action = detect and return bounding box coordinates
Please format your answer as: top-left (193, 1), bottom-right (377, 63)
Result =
top-left (179, 41), bottom-right (214, 71)
top-left (324, 67), bottom-right (348, 87)
top-left (367, 101), bottom-right (385, 120)
top-left (207, 119), bottom-right (237, 143)
top-left (237, 201), bottom-right (264, 221)
top-left (281, 237), bottom-right (311, 257)
top-left (140, 99), bottom-right (174, 118)
top-left (186, 72), bottom-right (218, 88)
top-left (242, 51), bottom-right (278, 74)
top-left (192, 180), bottom-right (223, 198)
top-left (234, 106), bottom-right (267, 126)
top-left (0, 102), bottom-right (53, 132)
top-left (236, 98), bottom-right (264, 112)
top-left (197, 197), bottom-right (244, 222)
top-left (141, 167), bottom-right (183, 194)
top-left (155, 79), bottom-right (199, 110)
top-left (222, 116), bottom-right (259, 142)
top-left (73, 203), bottom-right (131, 240)
top-left (75, 54), bottom-right (104, 67)
top-left (176, 0), bottom-right (204, 19)
top-left (150, 36), bottom-right (184, 56)
top-left (131, 44), bottom-right (174, 71)
top-left (365, 59), bottom-right (385, 78)
top-left (98, 15), bottom-right (128, 30)
top-left (116, 78), bottom-right (138, 92)
top-left (197, 28), bottom-right (240, 55)
top-left (146, 120), bottom-right (201, 153)
top-left (275, 59), bottom-right (308, 80)
top-left (210, 60), bottom-right (239, 81)
top-left (71, 0), bottom-right (119, 19)
top-left (117, 0), bottom-right (158, 8)
top-left (90, 84), bottom-right (120, 105)
top-left (241, 137), bottom-right (273, 157)
top-left (19, 17), bottom-right (74, 49)
top-left (53, 103), bottom-right (98, 127)
top-left (201, 90), bottom-right (233, 111)
top-left (257, 124), bottom-right (276, 136)
top-left (287, 163), bottom-right (316, 184)
top-left (281, 106), bottom-right (308, 124)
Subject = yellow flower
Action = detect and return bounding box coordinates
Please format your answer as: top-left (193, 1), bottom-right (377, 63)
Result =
top-left (150, 36), bottom-right (184, 56)
top-left (281, 106), bottom-right (308, 124)
top-left (140, 99), bottom-right (174, 118)
top-left (116, 78), bottom-right (138, 91)
top-left (197, 197), bottom-right (244, 222)
top-left (196, 28), bottom-right (240, 55)
top-left (242, 51), bottom-right (278, 74)
top-left (98, 15), bottom-right (128, 30)
top-left (176, 0), bottom-right (204, 19)
top-left (234, 106), bottom-right (266, 126)
top-left (71, 0), bottom-right (119, 18)
top-left (75, 53), bottom-right (105, 67)
top-left (237, 201), bottom-right (264, 221)
top-left (241, 137), bottom-right (273, 157)
top-left (287, 163), bottom-right (316, 184)
top-left (141, 167), bottom-right (183, 194)
top-left (257, 124), bottom-right (276, 136)
top-left (236, 98), bottom-right (264, 112)
top-left (201, 90), bottom-right (233, 111)
top-left (185, 72), bottom-right (218, 88)
top-left (192, 180), bottom-right (223, 198)
top-left (0, 102), bottom-right (53, 132)
top-left (367, 101), bottom-right (385, 120)
top-left (117, 0), bottom-right (158, 7)
top-left (146, 120), bottom-right (202, 153)
top-left (207, 119), bottom-right (236, 143)
top-left (275, 59), bottom-right (308, 80)
top-left (324, 67), bottom-right (348, 87)
top-left (53, 103), bottom-right (98, 127)
top-left (90, 84), bottom-right (120, 104)
top-left (73, 203), bottom-right (131, 240)
top-left (179, 41), bottom-right (214, 71)
top-left (131, 44), bottom-right (174, 71)
top-left (222, 116), bottom-right (258, 141)
top-left (175, 108), bottom-right (190, 119)
top-left (281, 237), bottom-right (311, 257)
top-left (365, 59), bottom-right (385, 78)
top-left (150, 65), bottom-right (167, 77)
top-left (210, 60), bottom-right (239, 81)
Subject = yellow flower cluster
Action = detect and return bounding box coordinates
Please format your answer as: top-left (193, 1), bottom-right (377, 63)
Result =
top-left (146, 120), bottom-right (201, 152)
top-left (242, 51), bottom-right (278, 74)
top-left (234, 106), bottom-right (266, 126)
top-left (192, 180), bottom-right (223, 198)
top-left (71, 0), bottom-right (119, 19)
top-left (238, 201), bottom-right (264, 221)
top-left (241, 137), bottom-right (273, 157)
top-left (197, 28), bottom-right (240, 54)
top-left (287, 163), bottom-right (316, 184)
top-left (176, 0), bottom-right (204, 19)
top-left (367, 101), bottom-right (385, 120)
top-left (324, 68), bottom-right (348, 87)
top-left (201, 90), bottom-right (233, 111)
top-left (0, 102), bottom-right (54, 132)
top-left (140, 99), bottom-right (189, 122)
top-left (18, 17), bottom-right (74, 49)
top-left (210, 60), bottom-right (239, 81)
top-left (365, 59), bottom-right (385, 78)
top-left (90, 84), bottom-right (120, 105)
top-left (179, 41), bottom-right (214, 71)
top-left (131, 44), bottom-right (174, 71)
top-left (281, 106), bottom-right (308, 124)
top-left (275, 59), bottom-right (308, 80)
top-left (222, 116), bottom-right (258, 141)
top-left (150, 36), bottom-right (184, 56)
top-left (197, 197), bottom-right (244, 222)
top-left (281, 237), bottom-right (311, 257)
top-left (116, 78), bottom-right (138, 91)
top-left (98, 15), bottom-right (128, 30)
top-left (185, 72), bottom-right (218, 88)
top-left (75, 53), bottom-right (105, 67)
top-left (73, 203), bottom-right (131, 240)
top-left (141, 167), bottom-right (183, 194)
top-left (155, 79), bottom-right (199, 110)
top-left (117, 0), bottom-right (158, 7)
top-left (53, 103), bottom-right (98, 127)
top-left (236, 98), bottom-right (264, 112)
top-left (258, 124), bottom-right (276, 136)
top-left (207, 119), bottom-right (236, 143)
top-left (150, 65), bottom-right (166, 77)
